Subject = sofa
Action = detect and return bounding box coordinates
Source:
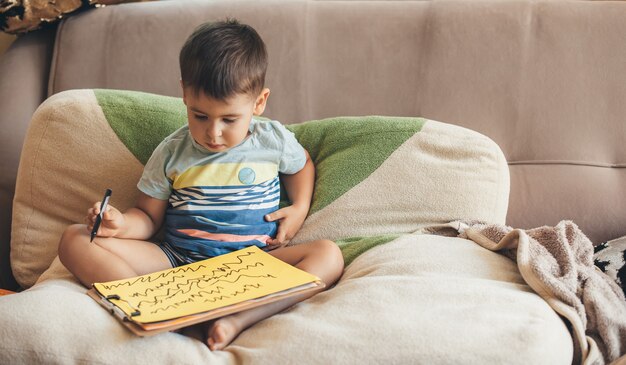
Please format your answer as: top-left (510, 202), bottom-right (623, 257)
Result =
top-left (1, 0), bottom-right (625, 364)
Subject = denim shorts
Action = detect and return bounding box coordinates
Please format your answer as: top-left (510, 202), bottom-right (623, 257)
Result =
top-left (158, 241), bottom-right (212, 268)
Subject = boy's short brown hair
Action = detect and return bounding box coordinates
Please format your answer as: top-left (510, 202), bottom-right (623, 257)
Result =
top-left (179, 19), bottom-right (268, 100)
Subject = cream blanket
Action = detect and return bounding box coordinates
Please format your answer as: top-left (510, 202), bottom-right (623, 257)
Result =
top-left (428, 220), bottom-right (626, 365)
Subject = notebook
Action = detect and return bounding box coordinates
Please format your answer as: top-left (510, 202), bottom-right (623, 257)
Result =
top-left (87, 246), bottom-right (324, 336)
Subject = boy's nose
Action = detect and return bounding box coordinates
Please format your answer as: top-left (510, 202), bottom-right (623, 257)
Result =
top-left (207, 123), bottom-right (222, 138)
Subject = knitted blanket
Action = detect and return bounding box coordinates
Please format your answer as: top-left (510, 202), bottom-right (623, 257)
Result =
top-left (428, 220), bottom-right (626, 365)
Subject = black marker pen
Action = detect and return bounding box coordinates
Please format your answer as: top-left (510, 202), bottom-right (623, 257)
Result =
top-left (90, 189), bottom-right (112, 242)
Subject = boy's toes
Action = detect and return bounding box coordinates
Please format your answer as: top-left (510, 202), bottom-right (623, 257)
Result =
top-left (207, 323), bottom-right (227, 351)
top-left (207, 318), bottom-right (242, 351)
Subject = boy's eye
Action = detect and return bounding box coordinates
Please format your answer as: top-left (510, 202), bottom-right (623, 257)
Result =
top-left (194, 114), bottom-right (207, 121)
top-left (223, 118), bottom-right (236, 124)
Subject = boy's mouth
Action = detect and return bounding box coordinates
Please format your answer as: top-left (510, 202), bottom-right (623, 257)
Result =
top-left (206, 142), bottom-right (226, 150)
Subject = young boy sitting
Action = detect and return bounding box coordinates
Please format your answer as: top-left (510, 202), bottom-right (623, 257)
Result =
top-left (58, 19), bottom-right (344, 351)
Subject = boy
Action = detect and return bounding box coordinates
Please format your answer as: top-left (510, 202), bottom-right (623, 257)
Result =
top-left (58, 19), bottom-right (344, 351)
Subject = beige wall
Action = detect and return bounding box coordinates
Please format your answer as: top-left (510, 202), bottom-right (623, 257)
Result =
top-left (0, 33), bottom-right (17, 56)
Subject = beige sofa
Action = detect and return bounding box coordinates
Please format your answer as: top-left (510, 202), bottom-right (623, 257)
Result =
top-left (0, 0), bottom-right (624, 364)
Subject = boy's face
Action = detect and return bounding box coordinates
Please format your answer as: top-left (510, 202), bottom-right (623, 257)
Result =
top-left (182, 86), bottom-right (270, 153)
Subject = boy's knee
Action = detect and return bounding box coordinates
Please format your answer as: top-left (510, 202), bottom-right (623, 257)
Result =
top-left (58, 224), bottom-right (87, 260)
top-left (316, 239), bottom-right (344, 271)
top-left (60, 224), bottom-right (87, 243)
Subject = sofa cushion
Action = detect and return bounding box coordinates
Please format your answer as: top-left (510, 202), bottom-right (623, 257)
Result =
top-left (11, 90), bottom-right (147, 288)
top-left (289, 115), bottom-right (510, 248)
top-left (0, 235), bottom-right (572, 364)
top-left (11, 88), bottom-right (509, 287)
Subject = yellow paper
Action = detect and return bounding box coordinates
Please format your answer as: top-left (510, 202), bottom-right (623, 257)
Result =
top-left (93, 246), bottom-right (320, 323)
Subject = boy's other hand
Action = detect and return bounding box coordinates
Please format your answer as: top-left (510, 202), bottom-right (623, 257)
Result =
top-left (86, 202), bottom-right (125, 238)
top-left (264, 204), bottom-right (308, 248)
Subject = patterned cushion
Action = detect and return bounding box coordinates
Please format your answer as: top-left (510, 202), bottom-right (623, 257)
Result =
top-left (1, 0), bottom-right (138, 34)
top-left (11, 89), bottom-right (510, 287)
top-left (594, 236), bottom-right (626, 298)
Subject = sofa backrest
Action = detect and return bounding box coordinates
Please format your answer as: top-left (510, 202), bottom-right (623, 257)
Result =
top-left (33, 0), bottom-right (626, 246)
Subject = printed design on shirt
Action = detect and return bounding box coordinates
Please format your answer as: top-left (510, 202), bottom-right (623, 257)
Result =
top-left (169, 177), bottom-right (280, 212)
top-left (172, 162), bottom-right (277, 189)
top-left (238, 167), bottom-right (256, 184)
top-left (166, 162), bottom-right (280, 256)
top-left (177, 230), bottom-right (271, 244)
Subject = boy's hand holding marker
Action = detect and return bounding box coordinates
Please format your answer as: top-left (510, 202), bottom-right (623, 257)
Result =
top-left (88, 189), bottom-right (123, 241)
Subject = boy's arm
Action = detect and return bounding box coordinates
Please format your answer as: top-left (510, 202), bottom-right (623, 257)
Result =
top-left (118, 193), bottom-right (168, 240)
top-left (265, 150), bottom-right (315, 245)
top-left (90, 192), bottom-right (167, 240)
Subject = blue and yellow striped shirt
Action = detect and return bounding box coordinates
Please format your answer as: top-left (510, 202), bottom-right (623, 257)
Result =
top-left (138, 118), bottom-right (306, 257)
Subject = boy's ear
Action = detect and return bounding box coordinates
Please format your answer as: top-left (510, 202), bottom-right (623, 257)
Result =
top-left (180, 80), bottom-right (188, 105)
top-left (253, 88), bottom-right (270, 115)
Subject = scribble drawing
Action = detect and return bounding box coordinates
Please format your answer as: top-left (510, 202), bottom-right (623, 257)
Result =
top-left (131, 262), bottom-right (273, 308)
top-left (99, 250), bottom-right (258, 291)
top-left (137, 285), bottom-right (226, 308)
top-left (98, 264), bottom-right (209, 290)
top-left (152, 305), bottom-right (178, 314)
top-left (206, 250), bottom-right (257, 275)
top-left (149, 287), bottom-right (228, 314)
top-left (230, 283), bottom-right (262, 297)
top-left (130, 275), bottom-right (186, 297)
top-left (203, 295), bottom-right (231, 303)
top-left (192, 262), bottom-right (266, 287)
top-left (204, 273), bottom-right (276, 286)
top-left (129, 261), bottom-right (265, 299)
top-left (137, 273), bottom-right (276, 308)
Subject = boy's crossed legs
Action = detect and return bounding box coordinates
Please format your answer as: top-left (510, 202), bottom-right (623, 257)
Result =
top-left (58, 224), bottom-right (344, 350)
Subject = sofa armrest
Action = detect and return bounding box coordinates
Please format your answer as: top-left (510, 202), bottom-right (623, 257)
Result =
top-left (0, 26), bottom-right (57, 290)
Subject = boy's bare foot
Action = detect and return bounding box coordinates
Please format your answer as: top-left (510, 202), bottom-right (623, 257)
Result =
top-left (207, 316), bottom-right (243, 351)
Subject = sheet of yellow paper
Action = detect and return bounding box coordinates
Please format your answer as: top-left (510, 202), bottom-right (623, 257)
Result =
top-left (93, 246), bottom-right (320, 323)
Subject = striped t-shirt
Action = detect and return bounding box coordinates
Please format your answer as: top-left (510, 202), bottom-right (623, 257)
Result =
top-left (138, 118), bottom-right (307, 257)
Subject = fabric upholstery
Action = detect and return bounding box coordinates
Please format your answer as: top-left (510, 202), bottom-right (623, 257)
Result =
top-left (44, 0), bottom-right (626, 244)
top-left (1, 1), bottom-right (622, 363)
top-left (1, 89), bottom-right (557, 365)
top-left (10, 89), bottom-right (509, 288)
top-left (2, 0), bottom-right (626, 287)
top-left (0, 235), bottom-right (572, 365)
top-left (595, 236), bottom-right (626, 299)
top-left (0, 27), bottom-right (56, 290)
top-left (11, 90), bottom-right (145, 288)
